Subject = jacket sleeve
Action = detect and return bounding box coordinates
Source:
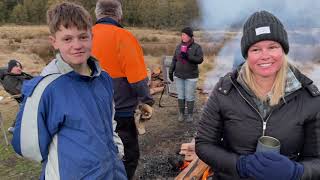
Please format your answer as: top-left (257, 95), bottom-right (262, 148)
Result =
top-left (2, 75), bottom-right (22, 95)
top-left (22, 72), bottom-right (34, 79)
top-left (119, 32), bottom-right (154, 106)
top-left (187, 44), bottom-right (204, 64)
top-left (169, 48), bottom-right (178, 75)
top-left (11, 75), bottom-right (62, 163)
top-left (112, 101), bottom-right (124, 159)
top-left (130, 77), bottom-right (154, 106)
top-left (195, 87), bottom-right (240, 177)
top-left (300, 112), bottom-right (320, 180)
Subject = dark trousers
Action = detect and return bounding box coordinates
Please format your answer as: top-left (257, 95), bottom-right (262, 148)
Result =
top-left (115, 116), bottom-right (140, 180)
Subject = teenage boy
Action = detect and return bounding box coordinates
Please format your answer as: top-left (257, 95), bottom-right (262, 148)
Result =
top-left (11, 2), bottom-right (127, 179)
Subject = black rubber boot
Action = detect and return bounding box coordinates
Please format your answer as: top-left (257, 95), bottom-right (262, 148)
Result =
top-left (178, 99), bottom-right (185, 122)
top-left (186, 101), bottom-right (194, 122)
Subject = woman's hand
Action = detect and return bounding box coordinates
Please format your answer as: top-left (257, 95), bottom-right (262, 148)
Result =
top-left (181, 52), bottom-right (188, 60)
top-left (169, 72), bottom-right (174, 82)
top-left (237, 152), bottom-right (304, 180)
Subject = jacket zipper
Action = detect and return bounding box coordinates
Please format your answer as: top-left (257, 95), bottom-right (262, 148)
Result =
top-left (229, 76), bottom-right (273, 136)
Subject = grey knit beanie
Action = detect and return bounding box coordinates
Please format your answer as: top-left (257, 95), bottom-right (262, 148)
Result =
top-left (241, 10), bottom-right (289, 58)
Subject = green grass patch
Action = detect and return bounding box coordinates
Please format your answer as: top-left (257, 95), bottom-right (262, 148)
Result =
top-left (0, 102), bottom-right (41, 179)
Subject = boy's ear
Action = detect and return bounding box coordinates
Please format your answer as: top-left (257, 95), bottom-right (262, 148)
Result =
top-left (49, 35), bottom-right (59, 50)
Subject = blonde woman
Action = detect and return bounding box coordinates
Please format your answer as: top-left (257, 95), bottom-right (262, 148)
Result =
top-left (196, 11), bottom-right (320, 180)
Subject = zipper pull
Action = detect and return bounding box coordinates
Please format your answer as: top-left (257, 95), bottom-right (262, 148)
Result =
top-left (263, 121), bottom-right (267, 136)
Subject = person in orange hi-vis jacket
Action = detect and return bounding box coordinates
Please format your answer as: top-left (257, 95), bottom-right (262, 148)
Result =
top-left (92, 1), bottom-right (154, 179)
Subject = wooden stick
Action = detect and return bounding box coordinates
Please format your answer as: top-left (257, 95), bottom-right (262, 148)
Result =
top-left (175, 157), bottom-right (209, 180)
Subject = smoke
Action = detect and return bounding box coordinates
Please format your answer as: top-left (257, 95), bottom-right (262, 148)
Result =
top-left (198, 0), bottom-right (320, 29)
top-left (197, 0), bottom-right (320, 92)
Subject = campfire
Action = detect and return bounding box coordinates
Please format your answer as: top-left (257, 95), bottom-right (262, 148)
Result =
top-left (167, 139), bottom-right (214, 180)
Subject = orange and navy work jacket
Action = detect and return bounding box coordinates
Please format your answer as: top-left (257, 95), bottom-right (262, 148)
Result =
top-left (92, 17), bottom-right (154, 117)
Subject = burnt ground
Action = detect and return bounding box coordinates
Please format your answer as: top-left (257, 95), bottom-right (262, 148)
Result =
top-left (134, 91), bottom-right (207, 179)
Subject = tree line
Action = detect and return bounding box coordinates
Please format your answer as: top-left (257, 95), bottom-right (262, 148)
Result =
top-left (0, 0), bottom-right (200, 29)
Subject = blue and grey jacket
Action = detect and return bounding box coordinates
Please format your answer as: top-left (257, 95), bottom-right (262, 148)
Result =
top-left (41, 54), bottom-right (124, 158)
top-left (11, 54), bottom-right (127, 179)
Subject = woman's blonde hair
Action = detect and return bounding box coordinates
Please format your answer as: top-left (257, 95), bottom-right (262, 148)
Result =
top-left (242, 56), bottom-right (288, 106)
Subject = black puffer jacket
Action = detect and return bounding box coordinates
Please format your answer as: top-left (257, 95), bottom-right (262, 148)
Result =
top-left (195, 68), bottom-right (320, 180)
top-left (169, 41), bottom-right (203, 79)
top-left (2, 72), bottom-right (33, 95)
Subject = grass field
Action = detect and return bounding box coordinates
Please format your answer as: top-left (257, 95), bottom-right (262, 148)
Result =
top-left (0, 99), bottom-right (41, 179)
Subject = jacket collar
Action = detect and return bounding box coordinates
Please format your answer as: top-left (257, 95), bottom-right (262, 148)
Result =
top-left (290, 65), bottom-right (320, 97)
top-left (181, 38), bottom-right (194, 47)
top-left (216, 63), bottom-right (318, 97)
top-left (236, 65), bottom-right (302, 97)
top-left (55, 53), bottom-right (73, 74)
top-left (55, 53), bottom-right (102, 77)
top-left (95, 17), bottom-right (123, 28)
top-left (289, 65), bottom-right (313, 86)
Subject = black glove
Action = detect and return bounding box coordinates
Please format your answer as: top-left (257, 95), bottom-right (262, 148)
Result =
top-left (169, 72), bottom-right (174, 82)
top-left (181, 52), bottom-right (188, 60)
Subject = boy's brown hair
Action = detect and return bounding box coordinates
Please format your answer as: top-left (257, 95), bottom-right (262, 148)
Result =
top-left (47, 2), bottom-right (92, 34)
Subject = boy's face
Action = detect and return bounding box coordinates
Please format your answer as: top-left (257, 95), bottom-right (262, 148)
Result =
top-left (50, 26), bottom-right (92, 67)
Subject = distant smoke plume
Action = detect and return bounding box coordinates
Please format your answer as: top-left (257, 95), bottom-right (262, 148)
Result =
top-left (197, 0), bottom-right (320, 92)
top-left (198, 0), bottom-right (320, 29)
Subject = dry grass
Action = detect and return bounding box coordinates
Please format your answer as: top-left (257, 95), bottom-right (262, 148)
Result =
top-left (0, 25), bottom-right (49, 40)
top-left (0, 91), bottom-right (42, 179)
top-left (0, 25), bottom-right (223, 76)
top-left (129, 27), bottom-right (179, 42)
top-left (0, 25), bottom-right (218, 101)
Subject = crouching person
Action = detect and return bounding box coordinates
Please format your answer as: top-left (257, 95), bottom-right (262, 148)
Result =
top-left (11, 2), bottom-right (127, 179)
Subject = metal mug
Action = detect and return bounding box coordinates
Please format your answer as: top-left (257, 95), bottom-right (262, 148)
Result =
top-left (256, 136), bottom-right (281, 153)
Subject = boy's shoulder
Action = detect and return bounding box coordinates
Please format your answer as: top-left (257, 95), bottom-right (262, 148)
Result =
top-left (40, 59), bottom-right (60, 76)
top-left (22, 74), bottom-right (62, 98)
top-left (99, 70), bottom-right (113, 86)
top-left (100, 70), bottom-right (111, 79)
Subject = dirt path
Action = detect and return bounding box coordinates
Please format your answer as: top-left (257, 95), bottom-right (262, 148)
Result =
top-left (135, 92), bottom-right (207, 179)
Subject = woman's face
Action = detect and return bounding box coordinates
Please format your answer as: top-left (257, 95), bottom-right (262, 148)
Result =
top-left (181, 33), bottom-right (191, 43)
top-left (247, 40), bottom-right (284, 79)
